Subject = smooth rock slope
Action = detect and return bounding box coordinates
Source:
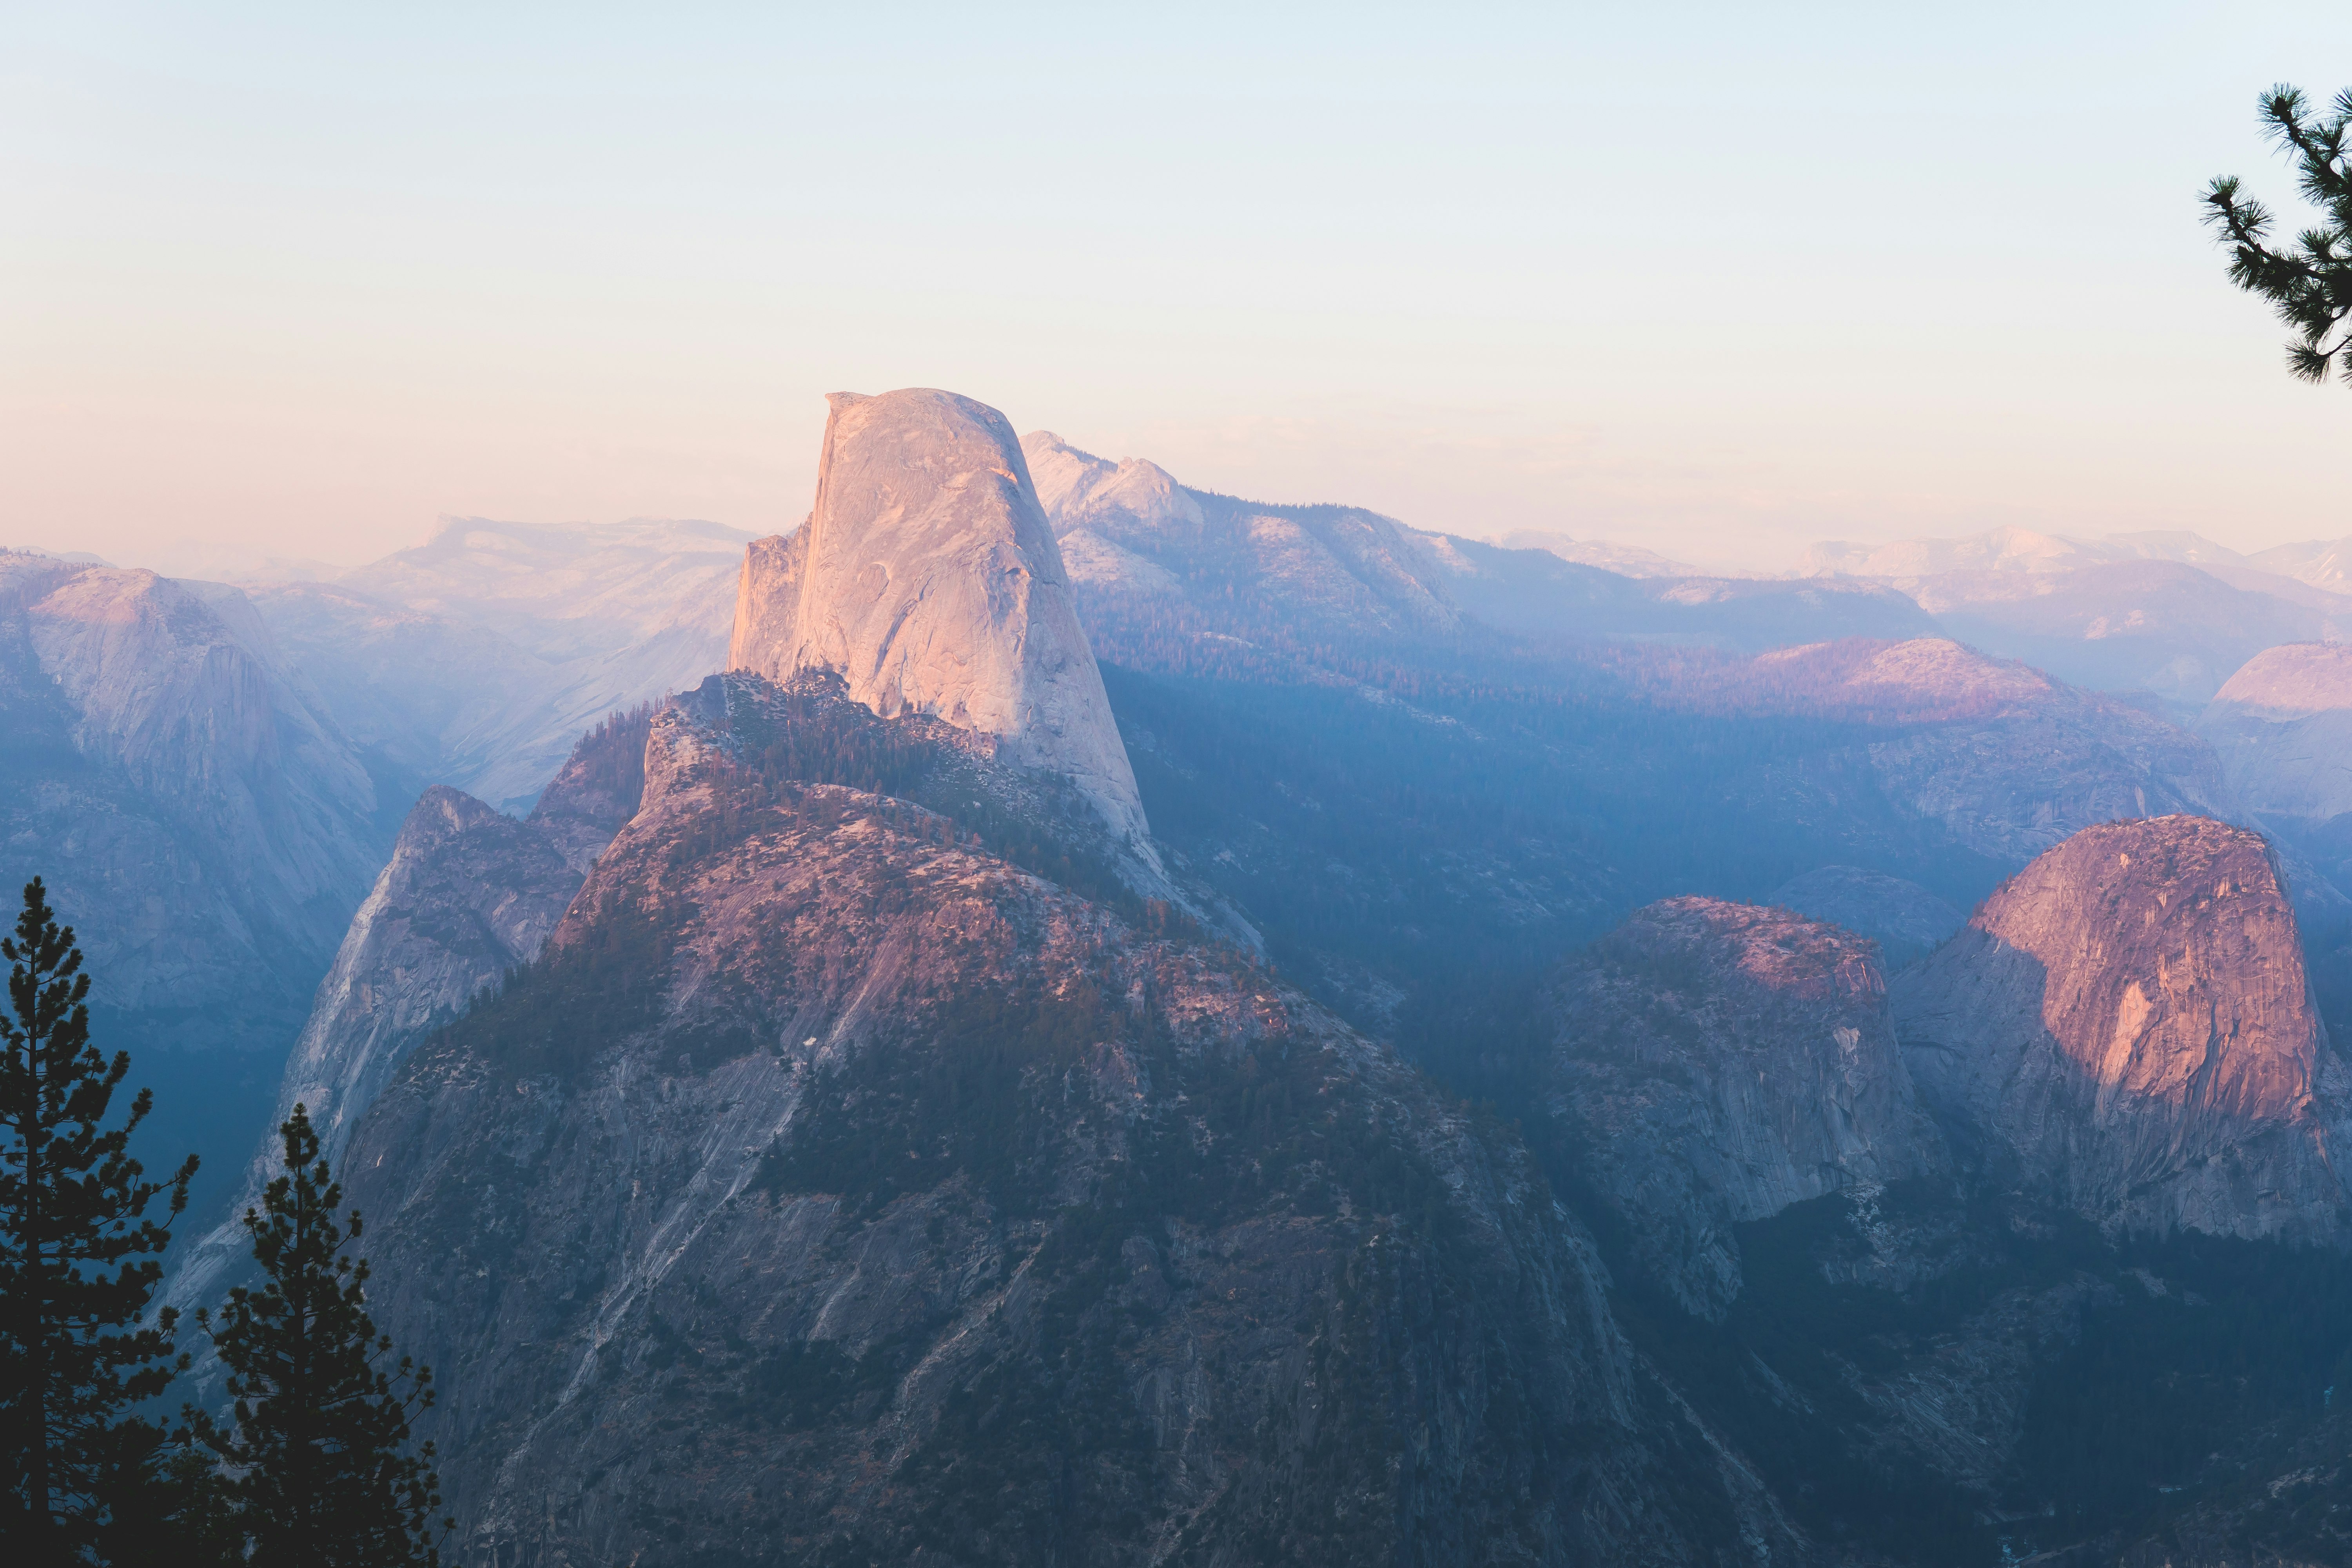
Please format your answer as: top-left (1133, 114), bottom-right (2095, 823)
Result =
top-left (1893, 815), bottom-right (2351, 1243)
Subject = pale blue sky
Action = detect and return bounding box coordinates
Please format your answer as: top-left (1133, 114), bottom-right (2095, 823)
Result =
top-left (5, 3), bottom-right (2348, 572)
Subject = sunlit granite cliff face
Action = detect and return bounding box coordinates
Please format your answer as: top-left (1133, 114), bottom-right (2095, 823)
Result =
top-left (1541, 897), bottom-right (1945, 1318)
top-left (1893, 815), bottom-right (2351, 1243)
top-left (730, 390), bottom-right (1149, 846)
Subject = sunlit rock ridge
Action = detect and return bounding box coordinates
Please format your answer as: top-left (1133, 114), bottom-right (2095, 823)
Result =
top-left (730, 389), bottom-right (1149, 846)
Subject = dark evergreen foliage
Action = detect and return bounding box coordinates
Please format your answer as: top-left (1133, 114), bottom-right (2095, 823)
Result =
top-left (0, 877), bottom-right (197, 1563)
top-left (189, 1104), bottom-right (446, 1568)
top-left (2206, 84), bottom-right (2352, 384)
top-left (549, 699), bottom-right (658, 809)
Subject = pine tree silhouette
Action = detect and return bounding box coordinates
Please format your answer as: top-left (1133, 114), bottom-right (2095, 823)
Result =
top-left (2206, 85), bottom-right (2352, 385)
top-left (0, 876), bottom-right (198, 1561)
top-left (189, 1104), bottom-right (446, 1567)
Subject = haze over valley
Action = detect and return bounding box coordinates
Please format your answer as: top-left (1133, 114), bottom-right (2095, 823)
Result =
top-left (7, 372), bottom-right (2352, 1561)
top-left (11, 8), bottom-right (2352, 1566)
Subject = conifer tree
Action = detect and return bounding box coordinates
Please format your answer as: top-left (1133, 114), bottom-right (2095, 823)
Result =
top-left (0, 877), bottom-right (198, 1562)
top-left (2205, 85), bottom-right (2352, 384)
top-left (189, 1103), bottom-right (446, 1568)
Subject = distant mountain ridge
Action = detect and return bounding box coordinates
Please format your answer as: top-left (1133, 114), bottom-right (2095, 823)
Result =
top-left (1022, 431), bottom-right (1940, 654)
top-left (0, 549), bottom-right (394, 1231)
top-left (254, 514), bottom-right (754, 810)
top-left (1800, 526), bottom-right (2352, 712)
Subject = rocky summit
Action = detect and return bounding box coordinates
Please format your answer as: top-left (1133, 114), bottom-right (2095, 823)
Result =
top-left (1893, 814), bottom-right (2352, 1243)
top-left (1539, 897), bottom-right (1944, 1318)
top-left (730, 390), bottom-right (1149, 847)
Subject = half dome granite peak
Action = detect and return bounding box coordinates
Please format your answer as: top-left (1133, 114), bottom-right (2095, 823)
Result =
top-left (728, 389), bottom-right (1149, 847)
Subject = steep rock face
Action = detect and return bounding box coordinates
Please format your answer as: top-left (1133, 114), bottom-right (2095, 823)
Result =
top-left (1540, 898), bottom-right (1944, 1318)
top-left (1766, 866), bottom-right (1965, 967)
top-left (342, 671), bottom-right (1804, 1567)
top-left (2198, 641), bottom-right (2352, 824)
top-left (1892, 815), bottom-right (2351, 1242)
top-left (731, 392), bottom-right (1149, 847)
top-left (161, 707), bottom-right (654, 1321)
top-left (726, 526), bottom-right (808, 688)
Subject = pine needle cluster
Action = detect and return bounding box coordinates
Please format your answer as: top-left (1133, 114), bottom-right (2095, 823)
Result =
top-left (2205, 85), bottom-right (2352, 385)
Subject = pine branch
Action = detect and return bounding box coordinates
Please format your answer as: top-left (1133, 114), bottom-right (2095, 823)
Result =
top-left (2208, 83), bottom-right (2352, 385)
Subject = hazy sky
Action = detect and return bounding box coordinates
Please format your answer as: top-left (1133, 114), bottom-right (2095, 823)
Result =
top-left (5, 3), bottom-right (2350, 574)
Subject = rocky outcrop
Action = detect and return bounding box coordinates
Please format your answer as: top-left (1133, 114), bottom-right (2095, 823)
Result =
top-left (1892, 815), bottom-right (2351, 1243)
top-left (1024, 432), bottom-right (1461, 635)
top-left (1540, 897), bottom-right (1944, 1318)
top-left (730, 392), bottom-right (1148, 850)
top-left (339, 670), bottom-right (1806, 1567)
top-left (160, 706), bottom-right (653, 1324)
top-left (726, 526), bottom-right (809, 689)
top-left (1767, 865), bottom-right (1965, 967)
top-left (1023, 436), bottom-right (1204, 555)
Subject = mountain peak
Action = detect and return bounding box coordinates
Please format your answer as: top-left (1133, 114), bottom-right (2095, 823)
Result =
top-left (730, 389), bottom-right (1149, 845)
top-left (1894, 814), bottom-right (2350, 1243)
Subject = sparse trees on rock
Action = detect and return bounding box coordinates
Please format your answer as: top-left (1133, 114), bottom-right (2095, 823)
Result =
top-left (0, 877), bottom-right (199, 1562)
top-left (2205, 85), bottom-right (2352, 385)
